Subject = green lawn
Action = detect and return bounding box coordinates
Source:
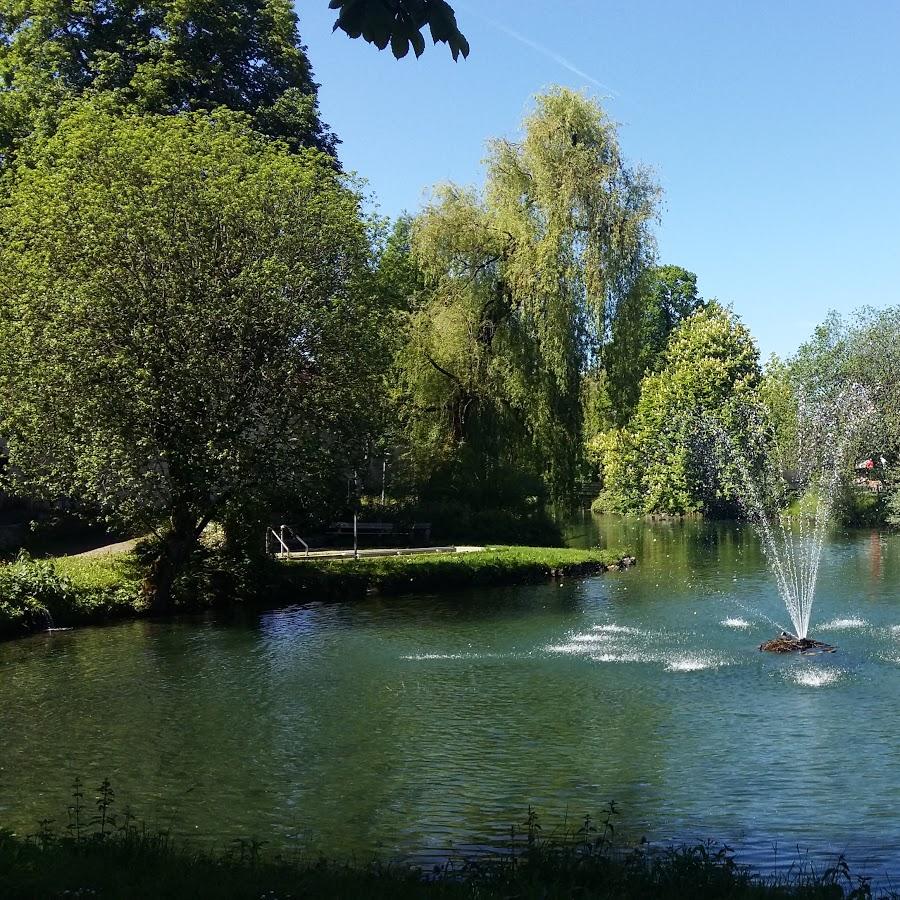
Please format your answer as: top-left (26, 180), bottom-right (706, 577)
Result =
top-left (280, 544), bottom-right (633, 598)
top-left (51, 552), bottom-right (143, 593)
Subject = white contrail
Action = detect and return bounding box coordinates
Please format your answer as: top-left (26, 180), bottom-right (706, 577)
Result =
top-left (461, 4), bottom-right (617, 96)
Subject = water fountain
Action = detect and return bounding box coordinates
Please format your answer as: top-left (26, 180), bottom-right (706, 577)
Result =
top-left (706, 382), bottom-right (873, 652)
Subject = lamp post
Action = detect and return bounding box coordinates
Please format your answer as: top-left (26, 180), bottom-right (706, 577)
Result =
top-left (348, 472), bottom-right (361, 559)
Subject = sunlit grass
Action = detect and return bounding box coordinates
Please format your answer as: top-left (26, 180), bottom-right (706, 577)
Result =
top-left (282, 545), bottom-right (633, 597)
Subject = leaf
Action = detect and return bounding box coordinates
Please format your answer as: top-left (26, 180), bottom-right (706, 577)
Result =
top-left (391, 33), bottom-right (410, 59)
top-left (409, 29), bottom-right (426, 58)
top-left (448, 33), bottom-right (469, 61)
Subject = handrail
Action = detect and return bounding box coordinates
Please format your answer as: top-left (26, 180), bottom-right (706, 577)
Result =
top-left (266, 524), bottom-right (309, 559)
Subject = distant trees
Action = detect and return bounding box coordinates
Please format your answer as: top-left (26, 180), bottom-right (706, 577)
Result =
top-left (592, 303), bottom-right (762, 515)
top-left (0, 107), bottom-right (384, 606)
top-left (390, 88), bottom-right (659, 507)
top-left (0, 0), bottom-right (335, 163)
top-left (785, 306), bottom-right (900, 524)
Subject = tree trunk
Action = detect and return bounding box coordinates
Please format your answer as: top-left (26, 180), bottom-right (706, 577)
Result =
top-left (145, 509), bottom-right (199, 612)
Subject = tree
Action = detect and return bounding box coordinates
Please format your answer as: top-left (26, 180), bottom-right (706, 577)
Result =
top-left (396, 88), bottom-right (658, 505)
top-left (0, 105), bottom-right (384, 607)
top-left (603, 264), bottom-right (704, 426)
top-left (788, 306), bottom-right (900, 523)
top-left (0, 0), bottom-right (335, 162)
top-left (330, 0), bottom-right (468, 60)
top-left (595, 303), bottom-right (762, 515)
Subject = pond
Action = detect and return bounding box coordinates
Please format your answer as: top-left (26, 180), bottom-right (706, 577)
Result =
top-left (2, 516), bottom-right (900, 878)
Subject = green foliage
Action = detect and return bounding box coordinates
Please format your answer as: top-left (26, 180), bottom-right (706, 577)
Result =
top-left (0, 554), bottom-right (63, 632)
top-left (0, 792), bottom-right (873, 898)
top-left (0, 106), bottom-right (385, 606)
top-left (282, 545), bottom-right (631, 598)
top-left (603, 265), bottom-right (705, 426)
top-left (785, 305), bottom-right (900, 526)
top-left (395, 88), bottom-right (659, 507)
top-left (330, 0), bottom-right (469, 60)
top-left (596, 304), bottom-right (762, 515)
top-left (588, 427), bottom-right (637, 514)
top-left (359, 497), bottom-right (563, 545)
top-left (0, 0), bottom-right (335, 162)
top-left (0, 552), bottom-right (143, 637)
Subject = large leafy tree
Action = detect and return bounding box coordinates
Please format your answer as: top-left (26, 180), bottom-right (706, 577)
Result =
top-left (397, 88), bottom-right (658, 505)
top-left (602, 264), bottom-right (704, 426)
top-left (0, 105), bottom-right (383, 607)
top-left (595, 303), bottom-right (762, 515)
top-left (0, 0), bottom-right (334, 161)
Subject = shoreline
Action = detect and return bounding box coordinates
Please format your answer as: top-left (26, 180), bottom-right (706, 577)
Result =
top-left (0, 814), bottom-right (872, 899)
top-left (0, 545), bottom-right (636, 642)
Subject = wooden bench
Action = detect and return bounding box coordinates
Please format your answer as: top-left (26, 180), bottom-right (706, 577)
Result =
top-left (327, 522), bottom-right (432, 543)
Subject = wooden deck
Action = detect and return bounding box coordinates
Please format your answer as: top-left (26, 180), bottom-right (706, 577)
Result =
top-left (278, 545), bottom-right (485, 562)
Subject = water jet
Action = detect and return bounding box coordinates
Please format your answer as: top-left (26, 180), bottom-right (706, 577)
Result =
top-left (706, 383), bottom-right (872, 645)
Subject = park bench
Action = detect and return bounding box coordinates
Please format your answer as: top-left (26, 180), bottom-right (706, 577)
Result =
top-left (327, 521), bottom-right (432, 544)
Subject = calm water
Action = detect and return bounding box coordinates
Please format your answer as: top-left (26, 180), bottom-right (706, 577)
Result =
top-left (2, 516), bottom-right (900, 877)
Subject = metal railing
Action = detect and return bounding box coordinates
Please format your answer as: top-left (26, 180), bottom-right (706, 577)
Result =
top-left (266, 524), bottom-right (309, 559)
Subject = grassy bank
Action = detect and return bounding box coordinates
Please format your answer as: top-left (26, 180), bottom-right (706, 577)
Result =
top-left (0, 545), bottom-right (633, 640)
top-left (0, 812), bottom-right (874, 899)
top-left (0, 552), bottom-right (144, 638)
top-left (278, 545), bottom-right (634, 600)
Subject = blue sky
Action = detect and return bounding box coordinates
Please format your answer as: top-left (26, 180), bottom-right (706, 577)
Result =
top-left (298, 1), bottom-right (900, 359)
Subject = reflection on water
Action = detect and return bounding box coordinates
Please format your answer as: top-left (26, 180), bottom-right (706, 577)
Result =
top-left (2, 516), bottom-right (900, 879)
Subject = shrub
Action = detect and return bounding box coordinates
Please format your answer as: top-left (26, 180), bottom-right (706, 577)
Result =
top-left (0, 552), bottom-right (144, 637)
top-left (0, 554), bottom-right (71, 633)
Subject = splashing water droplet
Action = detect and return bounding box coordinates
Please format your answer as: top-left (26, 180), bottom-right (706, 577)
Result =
top-left (701, 383), bottom-right (872, 639)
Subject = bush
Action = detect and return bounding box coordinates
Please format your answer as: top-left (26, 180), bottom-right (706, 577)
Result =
top-left (0, 552), bottom-right (143, 637)
top-left (0, 554), bottom-right (72, 633)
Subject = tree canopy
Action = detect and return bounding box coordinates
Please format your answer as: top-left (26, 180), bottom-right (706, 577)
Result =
top-left (0, 0), bottom-right (335, 161)
top-left (593, 303), bottom-right (762, 515)
top-left (0, 105), bottom-right (383, 605)
top-left (392, 89), bottom-right (659, 506)
top-left (602, 264), bottom-right (704, 426)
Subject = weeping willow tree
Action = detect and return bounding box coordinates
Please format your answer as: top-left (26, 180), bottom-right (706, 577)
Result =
top-left (396, 88), bottom-right (659, 507)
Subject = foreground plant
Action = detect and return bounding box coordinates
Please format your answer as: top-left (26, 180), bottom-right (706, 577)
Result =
top-left (0, 784), bottom-right (879, 899)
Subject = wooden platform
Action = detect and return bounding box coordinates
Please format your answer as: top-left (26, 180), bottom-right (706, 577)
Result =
top-left (278, 545), bottom-right (484, 561)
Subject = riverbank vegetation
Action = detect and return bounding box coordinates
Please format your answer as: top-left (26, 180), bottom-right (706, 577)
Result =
top-left (0, 795), bottom-right (878, 899)
top-left (0, 0), bottom-right (896, 608)
top-left (0, 553), bottom-right (143, 637)
top-left (586, 296), bottom-right (900, 527)
top-left (0, 53), bottom-right (660, 607)
top-left (0, 545), bottom-right (632, 639)
top-left (281, 545), bottom-right (633, 599)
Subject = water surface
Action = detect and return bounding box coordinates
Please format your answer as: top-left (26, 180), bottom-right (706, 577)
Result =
top-left (2, 517), bottom-right (899, 877)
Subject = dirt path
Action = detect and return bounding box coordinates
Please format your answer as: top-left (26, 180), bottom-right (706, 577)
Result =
top-left (70, 538), bottom-right (139, 558)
